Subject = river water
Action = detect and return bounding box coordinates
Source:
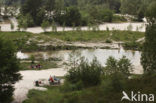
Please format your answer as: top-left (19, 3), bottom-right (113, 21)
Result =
top-left (17, 48), bottom-right (143, 74)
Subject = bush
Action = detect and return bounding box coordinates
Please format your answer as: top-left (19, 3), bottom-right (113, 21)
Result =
top-left (101, 73), bottom-right (126, 93)
top-left (41, 20), bottom-right (50, 32)
top-left (113, 15), bottom-right (127, 22)
top-left (55, 7), bottom-right (83, 26)
top-left (105, 39), bottom-right (112, 43)
top-left (100, 9), bottom-right (113, 22)
top-left (18, 14), bottom-right (34, 29)
top-left (0, 39), bottom-right (21, 103)
top-left (66, 57), bottom-right (103, 88)
top-left (89, 7), bottom-right (113, 23)
top-left (123, 41), bottom-right (142, 50)
top-left (61, 81), bottom-right (84, 92)
top-left (104, 56), bottom-right (133, 77)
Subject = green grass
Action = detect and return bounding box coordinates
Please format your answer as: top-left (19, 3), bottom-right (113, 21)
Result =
top-left (0, 31), bottom-right (144, 42)
top-left (110, 31), bottom-right (144, 42)
top-left (43, 31), bottom-right (144, 42)
top-left (23, 87), bottom-right (63, 103)
top-left (43, 31), bottom-right (110, 42)
top-left (0, 31), bottom-right (144, 51)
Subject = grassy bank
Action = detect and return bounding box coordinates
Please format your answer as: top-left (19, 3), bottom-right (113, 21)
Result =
top-left (43, 31), bottom-right (144, 42)
top-left (0, 31), bottom-right (144, 51)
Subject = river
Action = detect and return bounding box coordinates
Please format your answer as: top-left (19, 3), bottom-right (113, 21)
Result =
top-left (17, 48), bottom-right (143, 74)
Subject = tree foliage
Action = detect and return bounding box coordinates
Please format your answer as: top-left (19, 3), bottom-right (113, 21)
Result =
top-left (41, 20), bottom-right (50, 32)
top-left (141, 1), bottom-right (156, 73)
top-left (20, 0), bottom-right (45, 26)
top-left (105, 56), bottom-right (133, 77)
top-left (0, 38), bottom-right (21, 103)
top-left (66, 57), bottom-right (103, 88)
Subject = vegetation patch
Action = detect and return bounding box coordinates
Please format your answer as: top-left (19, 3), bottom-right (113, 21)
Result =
top-left (0, 31), bottom-right (144, 52)
top-left (23, 57), bottom-right (156, 103)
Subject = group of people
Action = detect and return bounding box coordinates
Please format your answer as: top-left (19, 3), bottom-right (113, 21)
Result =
top-left (35, 75), bottom-right (60, 86)
top-left (30, 64), bottom-right (42, 69)
top-left (49, 75), bottom-right (60, 84)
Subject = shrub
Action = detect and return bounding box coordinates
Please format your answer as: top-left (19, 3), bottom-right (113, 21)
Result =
top-left (104, 56), bottom-right (133, 77)
top-left (56, 7), bottom-right (82, 26)
top-left (101, 73), bottom-right (126, 93)
top-left (105, 39), bottom-right (112, 43)
top-left (66, 57), bottom-right (103, 88)
top-left (112, 15), bottom-right (127, 22)
top-left (123, 41), bottom-right (142, 50)
top-left (89, 7), bottom-right (113, 23)
top-left (41, 20), bottom-right (50, 32)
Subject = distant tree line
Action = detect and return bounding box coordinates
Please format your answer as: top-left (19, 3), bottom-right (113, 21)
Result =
top-left (0, 0), bottom-right (154, 27)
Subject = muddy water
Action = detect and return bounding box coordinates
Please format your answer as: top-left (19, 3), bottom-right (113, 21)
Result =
top-left (17, 48), bottom-right (143, 74)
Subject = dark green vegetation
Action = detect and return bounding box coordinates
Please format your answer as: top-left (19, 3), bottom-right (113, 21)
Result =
top-left (1, 0), bottom-right (154, 28)
top-left (0, 38), bottom-right (21, 103)
top-left (23, 57), bottom-right (156, 103)
top-left (123, 41), bottom-right (143, 50)
top-left (120, 0), bottom-right (154, 21)
top-left (141, 1), bottom-right (156, 73)
top-left (23, 74), bottom-right (156, 103)
top-left (0, 31), bottom-right (144, 51)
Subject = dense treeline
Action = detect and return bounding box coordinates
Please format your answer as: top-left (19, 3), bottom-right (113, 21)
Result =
top-left (0, 0), bottom-right (155, 27)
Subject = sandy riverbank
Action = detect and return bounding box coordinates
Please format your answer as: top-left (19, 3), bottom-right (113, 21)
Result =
top-left (0, 18), bottom-right (146, 33)
top-left (12, 68), bottom-right (67, 103)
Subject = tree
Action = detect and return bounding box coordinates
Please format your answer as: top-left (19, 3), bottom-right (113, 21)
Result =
top-left (120, 0), bottom-right (142, 15)
top-left (10, 22), bottom-right (14, 30)
top-left (63, 22), bottom-right (65, 31)
top-left (18, 14), bottom-right (33, 28)
top-left (45, 0), bottom-right (55, 18)
top-left (141, 1), bottom-right (156, 73)
top-left (20, 0), bottom-right (45, 26)
top-left (66, 57), bottom-right (103, 88)
top-left (0, 39), bottom-right (21, 103)
top-left (18, 15), bottom-right (28, 31)
top-left (51, 21), bottom-right (57, 32)
top-left (105, 56), bottom-right (133, 77)
top-left (30, 55), bottom-right (35, 64)
top-left (65, 7), bottom-right (81, 26)
top-left (41, 20), bottom-right (50, 32)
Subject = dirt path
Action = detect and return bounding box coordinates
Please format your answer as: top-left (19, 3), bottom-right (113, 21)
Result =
top-left (0, 18), bottom-right (146, 33)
